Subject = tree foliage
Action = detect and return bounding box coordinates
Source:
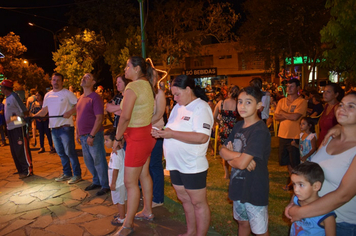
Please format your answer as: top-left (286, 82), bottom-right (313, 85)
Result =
top-left (146, 0), bottom-right (239, 73)
top-left (320, 0), bottom-right (356, 84)
top-left (53, 29), bottom-right (106, 88)
top-left (68, 0), bottom-right (239, 76)
top-left (104, 26), bottom-right (142, 76)
top-left (0, 32), bottom-right (50, 90)
top-left (239, 0), bottom-right (329, 83)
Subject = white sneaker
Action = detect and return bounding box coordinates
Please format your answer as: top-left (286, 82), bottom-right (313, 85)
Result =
top-left (55, 174), bottom-right (71, 182)
top-left (67, 176), bottom-right (82, 184)
top-left (111, 217), bottom-right (125, 226)
top-left (152, 201), bottom-right (164, 208)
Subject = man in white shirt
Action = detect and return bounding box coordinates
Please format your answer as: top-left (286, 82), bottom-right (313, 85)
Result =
top-left (35, 73), bottom-right (82, 184)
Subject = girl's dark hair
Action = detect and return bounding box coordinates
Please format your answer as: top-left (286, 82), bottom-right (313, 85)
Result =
top-left (115, 74), bottom-right (131, 87)
top-left (229, 85), bottom-right (240, 99)
top-left (104, 128), bottom-right (116, 141)
top-left (130, 56), bottom-right (155, 97)
top-left (300, 116), bottom-right (315, 133)
top-left (238, 86), bottom-right (262, 103)
top-left (172, 75), bottom-right (208, 102)
top-left (37, 90), bottom-right (45, 100)
top-left (326, 83), bottom-right (344, 102)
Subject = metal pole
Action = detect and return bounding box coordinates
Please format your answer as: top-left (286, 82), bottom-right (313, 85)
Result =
top-left (29, 23), bottom-right (57, 51)
top-left (138, 0), bottom-right (146, 58)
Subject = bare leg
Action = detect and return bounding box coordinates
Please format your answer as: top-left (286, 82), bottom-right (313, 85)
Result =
top-left (223, 159), bottom-right (230, 179)
top-left (174, 185), bottom-right (197, 236)
top-left (186, 188), bottom-right (210, 236)
top-left (238, 220), bottom-right (251, 236)
top-left (121, 166), bottom-right (143, 228)
top-left (31, 120), bottom-right (37, 146)
top-left (138, 157), bottom-right (153, 216)
top-left (117, 202), bottom-right (126, 220)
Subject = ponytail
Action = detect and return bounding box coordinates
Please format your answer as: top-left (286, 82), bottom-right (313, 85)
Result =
top-left (130, 56), bottom-right (155, 98)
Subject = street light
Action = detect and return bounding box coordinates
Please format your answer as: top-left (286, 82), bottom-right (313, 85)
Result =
top-left (28, 22), bottom-right (58, 50)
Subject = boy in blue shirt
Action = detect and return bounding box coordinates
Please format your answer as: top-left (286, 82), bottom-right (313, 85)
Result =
top-left (289, 162), bottom-right (336, 235)
top-left (220, 86), bottom-right (271, 235)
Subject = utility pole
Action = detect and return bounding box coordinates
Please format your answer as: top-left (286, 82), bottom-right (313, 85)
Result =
top-left (28, 23), bottom-right (58, 51)
top-left (138, 0), bottom-right (146, 59)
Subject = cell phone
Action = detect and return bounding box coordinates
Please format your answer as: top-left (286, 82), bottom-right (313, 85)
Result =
top-left (152, 127), bottom-right (160, 130)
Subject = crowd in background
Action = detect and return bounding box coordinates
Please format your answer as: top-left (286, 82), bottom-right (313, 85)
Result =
top-left (1, 64), bottom-right (356, 235)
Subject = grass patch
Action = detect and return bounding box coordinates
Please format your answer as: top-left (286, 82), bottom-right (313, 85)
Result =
top-left (163, 136), bottom-right (292, 235)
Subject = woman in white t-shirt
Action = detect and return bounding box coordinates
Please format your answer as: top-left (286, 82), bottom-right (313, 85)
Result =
top-left (286, 91), bottom-right (356, 236)
top-left (152, 75), bottom-right (213, 236)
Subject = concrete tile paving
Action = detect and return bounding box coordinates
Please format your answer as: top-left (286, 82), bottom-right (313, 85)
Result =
top-left (0, 135), bottom-right (219, 236)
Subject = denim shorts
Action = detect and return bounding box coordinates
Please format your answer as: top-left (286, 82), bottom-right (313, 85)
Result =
top-left (337, 222), bottom-right (356, 236)
top-left (233, 200), bottom-right (268, 234)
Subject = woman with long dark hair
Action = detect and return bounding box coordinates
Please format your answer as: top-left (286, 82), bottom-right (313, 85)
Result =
top-left (112, 56), bottom-right (156, 236)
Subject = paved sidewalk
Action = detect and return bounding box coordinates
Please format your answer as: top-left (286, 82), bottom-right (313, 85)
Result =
top-left (0, 136), bottom-right (207, 236)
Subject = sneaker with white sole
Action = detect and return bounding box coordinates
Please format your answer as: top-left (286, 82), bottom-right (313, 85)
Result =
top-left (55, 174), bottom-right (72, 182)
top-left (67, 176), bottom-right (82, 184)
top-left (152, 201), bottom-right (164, 208)
top-left (111, 217), bottom-right (125, 226)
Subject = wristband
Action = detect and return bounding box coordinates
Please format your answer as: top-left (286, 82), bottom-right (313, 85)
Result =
top-left (115, 136), bottom-right (123, 142)
top-left (88, 134), bottom-right (95, 139)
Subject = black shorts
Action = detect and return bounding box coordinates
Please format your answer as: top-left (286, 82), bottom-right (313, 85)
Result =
top-left (170, 170), bottom-right (207, 190)
top-left (279, 138), bottom-right (300, 167)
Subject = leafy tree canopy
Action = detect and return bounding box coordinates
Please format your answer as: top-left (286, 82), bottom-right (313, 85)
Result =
top-left (320, 0), bottom-right (356, 84)
top-left (146, 0), bottom-right (239, 72)
top-left (53, 29), bottom-right (106, 88)
top-left (0, 32), bottom-right (50, 91)
top-left (69, 0), bottom-right (238, 76)
top-left (239, 0), bottom-right (329, 81)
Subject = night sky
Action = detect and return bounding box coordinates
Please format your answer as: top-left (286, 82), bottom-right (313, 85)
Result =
top-left (0, 1), bottom-right (74, 74)
top-left (1, 0), bottom-right (244, 84)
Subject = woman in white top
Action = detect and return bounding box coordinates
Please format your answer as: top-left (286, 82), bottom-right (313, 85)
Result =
top-left (152, 75), bottom-right (213, 236)
top-left (286, 91), bottom-right (356, 236)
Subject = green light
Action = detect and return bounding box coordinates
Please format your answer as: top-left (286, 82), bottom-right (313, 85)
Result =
top-left (285, 56), bottom-right (323, 65)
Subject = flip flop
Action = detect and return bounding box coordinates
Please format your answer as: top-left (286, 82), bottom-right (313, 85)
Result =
top-left (134, 212), bottom-right (154, 221)
top-left (116, 226), bottom-right (134, 236)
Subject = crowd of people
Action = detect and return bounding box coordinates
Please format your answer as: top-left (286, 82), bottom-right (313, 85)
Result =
top-left (1, 57), bottom-right (356, 235)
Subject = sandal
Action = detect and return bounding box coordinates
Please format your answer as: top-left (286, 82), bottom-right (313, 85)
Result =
top-left (134, 212), bottom-right (154, 221)
top-left (113, 226), bottom-right (134, 236)
top-left (113, 213), bottom-right (120, 219)
top-left (111, 217), bottom-right (125, 226)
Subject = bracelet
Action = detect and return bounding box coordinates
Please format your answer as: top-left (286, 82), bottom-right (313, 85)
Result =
top-left (88, 134), bottom-right (95, 139)
top-left (114, 136), bottom-right (123, 142)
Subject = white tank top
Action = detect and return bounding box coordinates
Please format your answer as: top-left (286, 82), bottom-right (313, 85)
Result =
top-left (312, 138), bottom-right (356, 224)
